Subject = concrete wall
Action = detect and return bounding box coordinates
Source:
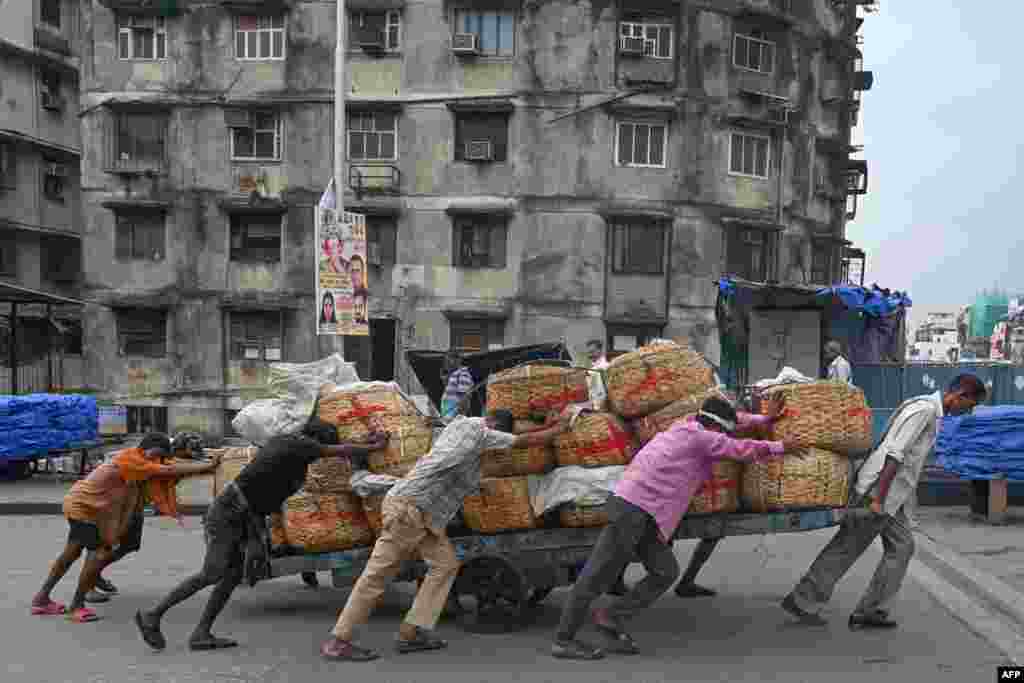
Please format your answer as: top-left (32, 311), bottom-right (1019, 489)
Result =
top-left (78, 0), bottom-right (864, 437)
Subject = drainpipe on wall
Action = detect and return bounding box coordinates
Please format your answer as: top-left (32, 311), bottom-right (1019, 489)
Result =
top-left (774, 120), bottom-right (786, 282)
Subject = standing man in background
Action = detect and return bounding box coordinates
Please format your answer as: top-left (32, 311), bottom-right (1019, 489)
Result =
top-left (824, 341), bottom-right (853, 385)
top-left (440, 350), bottom-right (474, 419)
top-left (585, 339), bottom-right (610, 410)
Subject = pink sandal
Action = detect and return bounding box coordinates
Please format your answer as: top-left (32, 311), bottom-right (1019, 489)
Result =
top-left (66, 607), bottom-right (100, 623)
top-left (31, 600), bottom-right (67, 616)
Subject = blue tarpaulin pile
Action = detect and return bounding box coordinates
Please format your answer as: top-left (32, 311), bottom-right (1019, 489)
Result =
top-left (0, 394), bottom-right (99, 460)
top-left (936, 405), bottom-right (1024, 481)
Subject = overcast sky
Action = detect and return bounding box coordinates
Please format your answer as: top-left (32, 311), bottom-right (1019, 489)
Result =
top-left (846, 2), bottom-right (1024, 317)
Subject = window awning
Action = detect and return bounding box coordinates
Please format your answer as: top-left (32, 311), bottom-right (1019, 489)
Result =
top-left (446, 99), bottom-right (515, 114)
top-left (0, 129), bottom-right (80, 157)
top-left (721, 216), bottom-right (784, 232)
top-left (445, 198), bottom-right (518, 216)
top-left (102, 199), bottom-right (171, 212)
top-left (218, 198), bottom-right (288, 215)
top-left (0, 282), bottom-right (90, 306)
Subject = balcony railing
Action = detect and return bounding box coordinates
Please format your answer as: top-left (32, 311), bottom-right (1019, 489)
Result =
top-left (348, 164), bottom-right (401, 195)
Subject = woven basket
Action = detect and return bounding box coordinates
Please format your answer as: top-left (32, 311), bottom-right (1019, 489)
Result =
top-left (317, 387), bottom-right (433, 478)
top-left (631, 390), bottom-right (717, 444)
top-left (555, 412), bottom-right (635, 468)
top-left (268, 512), bottom-right (288, 549)
top-left (462, 476), bottom-right (541, 534)
top-left (759, 382), bottom-right (873, 456)
top-left (361, 495), bottom-right (386, 536)
top-left (741, 448), bottom-right (850, 512)
top-left (687, 461), bottom-right (742, 515)
top-left (559, 504), bottom-right (610, 528)
top-left (212, 446), bottom-right (258, 498)
top-left (480, 445), bottom-right (555, 478)
top-left (486, 365), bottom-right (589, 420)
top-left (606, 341), bottom-right (715, 418)
top-left (305, 456), bottom-right (354, 494)
top-left (282, 490), bottom-right (374, 553)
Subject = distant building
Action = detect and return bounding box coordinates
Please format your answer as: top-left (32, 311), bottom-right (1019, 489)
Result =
top-left (909, 311), bottom-right (960, 363)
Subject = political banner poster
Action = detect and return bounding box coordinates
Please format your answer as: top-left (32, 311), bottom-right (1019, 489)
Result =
top-left (316, 180), bottom-right (368, 336)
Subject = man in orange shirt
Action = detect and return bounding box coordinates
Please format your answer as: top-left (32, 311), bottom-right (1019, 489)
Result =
top-left (30, 433), bottom-right (219, 623)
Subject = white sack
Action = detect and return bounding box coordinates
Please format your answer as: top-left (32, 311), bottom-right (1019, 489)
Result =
top-left (267, 354), bottom-right (360, 401)
top-left (350, 471), bottom-right (403, 498)
top-left (530, 465), bottom-right (626, 516)
top-left (753, 366), bottom-right (815, 388)
top-left (231, 397), bottom-right (314, 446)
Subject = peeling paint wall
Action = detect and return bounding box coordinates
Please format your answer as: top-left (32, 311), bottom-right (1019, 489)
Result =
top-left (79, 0), bottom-right (862, 436)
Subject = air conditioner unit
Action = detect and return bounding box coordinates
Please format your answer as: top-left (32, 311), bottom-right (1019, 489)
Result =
top-left (46, 163), bottom-right (68, 178)
top-left (451, 33), bottom-right (479, 55)
top-left (619, 36), bottom-right (645, 55)
top-left (465, 139), bottom-right (493, 161)
top-left (41, 89), bottom-right (63, 111)
top-left (367, 242), bottom-right (382, 265)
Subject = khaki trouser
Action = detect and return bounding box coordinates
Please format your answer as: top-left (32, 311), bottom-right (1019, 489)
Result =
top-left (332, 496), bottom-right (461, 640)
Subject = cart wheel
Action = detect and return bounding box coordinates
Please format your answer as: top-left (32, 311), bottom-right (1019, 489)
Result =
top-left (453, 557), bottom-right (533, 634)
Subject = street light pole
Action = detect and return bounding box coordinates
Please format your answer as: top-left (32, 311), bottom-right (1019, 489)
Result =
top-left (334, 0), bottom-right (346, 215)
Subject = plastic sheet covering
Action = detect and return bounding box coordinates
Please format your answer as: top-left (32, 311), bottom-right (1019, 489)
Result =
top-left (231, 355), bottom-right (361, 446)
top-left (936, 406), bottom-right (1024, 480)
top-left (349, 470), bottom-right (403, 498)
top-left (529, 465), bottom-right (626, 516)
top-left (752, 367), bottom-right (815, 388)
top-left (0, 394), bottom-right (98, 459)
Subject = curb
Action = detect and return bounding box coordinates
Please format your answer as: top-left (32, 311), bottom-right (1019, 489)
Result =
top-left (913, 530), bottom-right (1024, 632)
top-left (0, 504), bottom-right (210, 516)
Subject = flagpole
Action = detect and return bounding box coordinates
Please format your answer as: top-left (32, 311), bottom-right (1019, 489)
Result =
top-left (334, 0), bottom-right (345, 217)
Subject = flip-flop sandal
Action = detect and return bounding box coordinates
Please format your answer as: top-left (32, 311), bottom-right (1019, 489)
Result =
top-left (594, 623), bottom-right (640, 655)
top-left (85, 591), bottom-right (111, 604)
top-left (134, 611), bottom-right (166, 651)
top-left (189, 636), bottom-right (239, 651)
top-left (30, 600), bottom-right (66, 616)
top-left (66, 607), bottom-right (100, 623)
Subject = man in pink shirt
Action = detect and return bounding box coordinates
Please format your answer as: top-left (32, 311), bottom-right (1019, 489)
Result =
top-left (550, 394), bottom-right (803, 660)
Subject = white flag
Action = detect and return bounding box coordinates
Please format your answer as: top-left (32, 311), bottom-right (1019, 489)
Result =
top-left (319, 178), bottom-right (336, 210)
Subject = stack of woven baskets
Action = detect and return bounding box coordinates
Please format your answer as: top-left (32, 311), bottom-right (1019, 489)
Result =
top-left (486, 364), bottom-right (589, 421)
top-left (741, 381), bottom-right (870, 512)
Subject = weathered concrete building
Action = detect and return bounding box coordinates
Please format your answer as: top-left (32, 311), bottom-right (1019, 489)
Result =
top-left (0, 0), bottom-right (85, 393)
top-left (79, 0), bottom-right (873, 437)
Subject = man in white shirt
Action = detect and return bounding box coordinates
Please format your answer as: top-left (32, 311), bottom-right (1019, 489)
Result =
top-left (586, 339), bottom-right (610, 410)
top-left (782, 373), bottom-right (986, 630)
top-left (824, 340), bottom-right (853, 385)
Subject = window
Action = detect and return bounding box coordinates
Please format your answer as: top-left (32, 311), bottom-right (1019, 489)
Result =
top-left (118, 16), bottom-right (167, 60)
top-left (733, 30), bottom-right (775, 74)
top-left (40, 69), bottom-right (62, 111)
top-left (348, 111), bottom-right (397, 161)
top-left (454, 9), bottom-right (515, 56)
top-left (230, 214), bottom-right (281, 262)
top-left (113, 112), bottom-right (168, 170)
top-left (0, 233), bottom-right (16, 277)
top-left (811, 243), bottom-right (833, 285)
top-left (606, 325), bottom-right (664, 360)
top-left (230, 311), bottom-right (283, 361)
top-left (450, 318), bottom-right (505, 353)
top-left (726, 228), bottom-right (772, 282)
top-left (42, 235), bottom-right (79, 283)
top-left (117, 309), bottom-right (167, 357)
top-left (40, 0), bottom-right (61, 29)
top-left (453, 215), bottom-right (507, 269)
top-left (611, 220), bottom-right (666, 275)
top-left (115, 213), bottom-right (165, 261)
top-left (616, 121), bottom-right (667, 168)
top-left (127, 406), bottom-right (168, 434)
top-left (619, 21), bottom-right (673, 59)
top-left (42, 160), bottom-right (67, 201)
top-left (0, 142), bottom-right (15, 190)
top-left (235, 15), bottom-right (285, 60)
top-left (454, 112), bottom-right (509, 162)
top-left (350, 11), bottom-right (401, 51)
top-left (224, 409), bottom-right (241, 437)
top-left (227, 110), bottom-right (282, 160)
top-left (366, 216), bottom-right (397, 267)
top-left (729, 132), bottom-right (770, 178)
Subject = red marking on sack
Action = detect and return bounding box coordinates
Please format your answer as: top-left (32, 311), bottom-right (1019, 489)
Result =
top-left (336, 395), bottom-right (389, 423)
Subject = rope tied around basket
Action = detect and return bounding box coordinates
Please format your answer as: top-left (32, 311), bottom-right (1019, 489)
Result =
top-left (335, 394), bottom-right (390, 424)
top-left (573, 420), bottom-right (632, 458)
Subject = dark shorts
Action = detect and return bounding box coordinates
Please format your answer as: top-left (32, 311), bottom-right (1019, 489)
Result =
top-left (119, 512), bottom-right (145, 554)
top-left (67, 519), bottom-right (102, 551)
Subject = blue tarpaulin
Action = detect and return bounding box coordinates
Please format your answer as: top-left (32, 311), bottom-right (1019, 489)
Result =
top-left (0, 394), bottom-right (99, 460)
top-left (936, 405), bottom-right (1024, 481)
top-left (814, 285), bottom-right (912, 318)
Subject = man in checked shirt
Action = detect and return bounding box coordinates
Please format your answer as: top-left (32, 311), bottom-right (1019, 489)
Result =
top-left (782, 373), bottom-right (986, 630)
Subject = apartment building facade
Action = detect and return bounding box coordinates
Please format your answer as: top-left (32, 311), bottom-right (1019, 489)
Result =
top-left (0, 0), bottom-right (85, 394)
top-left (79, 0), bottom-right (873, 437)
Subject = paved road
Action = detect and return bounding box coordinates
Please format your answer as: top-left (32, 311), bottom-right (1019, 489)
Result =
top-left (2, 516), bottom-right (1011, 683)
